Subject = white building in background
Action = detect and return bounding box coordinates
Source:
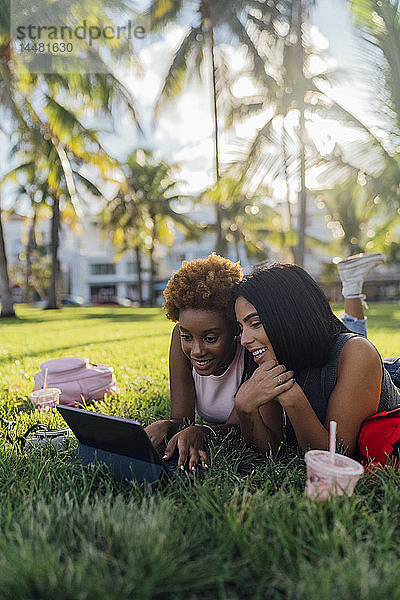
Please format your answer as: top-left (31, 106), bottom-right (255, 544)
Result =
top-left (61, 221), bottom-right (155, 304)
top-left (6, 194), bottom-right (390, 304)
top-left (3, 214), bottom-right (151, 304)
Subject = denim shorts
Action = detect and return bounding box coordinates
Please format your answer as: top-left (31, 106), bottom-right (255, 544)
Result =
top-left (383, 357), bottom-right (400, 389)
top-left (340, 312), bottom-right (368, 338)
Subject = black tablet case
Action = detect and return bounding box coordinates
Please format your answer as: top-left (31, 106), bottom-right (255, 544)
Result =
top-left (57, 405), bottom-right (170, 487)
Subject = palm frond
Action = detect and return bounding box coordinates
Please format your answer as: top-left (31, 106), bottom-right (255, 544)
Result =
top-left (349, 0), bottom-right (400, 135)
top-left (43, 96), bottom-right (100, 147)
top-left (230, 13), bottom-right (278, 95)
top-left (146, 0), bottom-right (184, 31)
top-left (72, 171), bottom-right (104, 197)
top-left (154, 26), bottom-right (203, 116)
top-left (0, 161), bottom-right (35, 186)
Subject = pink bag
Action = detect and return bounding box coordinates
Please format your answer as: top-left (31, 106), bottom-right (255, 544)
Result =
top-left (34, 357), bottom-right (117, 406)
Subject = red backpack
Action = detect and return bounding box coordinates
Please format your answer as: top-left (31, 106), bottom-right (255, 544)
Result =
top-left (357, 408), bottom-right (400, 469)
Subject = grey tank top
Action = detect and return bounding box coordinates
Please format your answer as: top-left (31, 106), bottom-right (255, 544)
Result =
top-left (290, 333), bottom-right (400, 435)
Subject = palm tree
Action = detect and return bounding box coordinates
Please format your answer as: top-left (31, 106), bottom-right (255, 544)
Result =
top-left (227, 1), bottom-right (363, 267)
top-left (0, 191), bottom-right (15, 317)
top-left (101, 149), bottom-right (199, 305)
top-left (317, 175), bottom-right (400, 255)
top-left (1, 126), bottom-right (110, 308)
top-left (235, 0), bottom-right (400, 265)
top-left (318, 1), bottom-right (400, 205)
top-left (22, 204), bottom-right (41, 303)
top-left (291, 0), bottom-right (313, 266)
top-left (343, 0), bottom-right (400, 210)
top-left (197, 174), bottom-right (295, 261)
top-left (0, 0), bottom-right (140, 312)
top-left (349, 0), bottom-right (400, 138)
top-left (147, 0), bottom-right (279, 254)
top-left (100, 190), bottom-right (146, 306)
top-left (310, 0), bottom-right (400, 259)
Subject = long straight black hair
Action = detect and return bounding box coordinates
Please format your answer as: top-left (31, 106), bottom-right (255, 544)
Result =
top-left (233, 264), bottom-right (348, 374)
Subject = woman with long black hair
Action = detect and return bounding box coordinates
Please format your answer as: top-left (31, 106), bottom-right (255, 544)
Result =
top-left (233, 262), bottom-right (400, 456)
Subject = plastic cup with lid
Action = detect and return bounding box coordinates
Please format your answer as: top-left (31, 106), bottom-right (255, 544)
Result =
top-left (304, 449), bottom-right (364, 500)
top-left (28, 388), bottom-right (61, 412)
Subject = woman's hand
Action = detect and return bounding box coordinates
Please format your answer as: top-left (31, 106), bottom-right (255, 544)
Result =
top-left (145, 419), bottom-right (176, 449)
top-left (235, 359), bottom-right (294, 415)
top-left (163, 425), bottom-right (210, 471)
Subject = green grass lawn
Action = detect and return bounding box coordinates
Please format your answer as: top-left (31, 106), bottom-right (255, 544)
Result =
top-left (0, 303), bottom-right (399, 600)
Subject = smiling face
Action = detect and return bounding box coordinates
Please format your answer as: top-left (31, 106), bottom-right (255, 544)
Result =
top-left (234, 296), bottom-right (277, 365)
top-left (178, 309), bottom-right (237, 376)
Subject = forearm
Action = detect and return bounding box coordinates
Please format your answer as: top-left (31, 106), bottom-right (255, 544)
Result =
top-left (208, 422), bottom-right (240, 435)
top-left (278, 385), bottom-right (330, 453)
top-left (236, 409), bottom-right (279, 454)
top-left (169, 324), bottom-right (196, 423)
top-left (207, 407), bottom-right (241, 436)
top-left (165, 417), bottom-right (190, 435)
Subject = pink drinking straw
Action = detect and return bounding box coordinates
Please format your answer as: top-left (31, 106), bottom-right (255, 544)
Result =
top-left (329, 420), bottom-right (337, 464)
top-left (43, 368), bottom-right (48, 391)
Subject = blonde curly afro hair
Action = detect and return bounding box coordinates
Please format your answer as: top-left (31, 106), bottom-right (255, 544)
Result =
top-left (163, 253), bottom-right (243, 324)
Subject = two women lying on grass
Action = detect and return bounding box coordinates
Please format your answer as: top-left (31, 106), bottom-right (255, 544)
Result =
top-left (145, 253), bottom-right (400, 470)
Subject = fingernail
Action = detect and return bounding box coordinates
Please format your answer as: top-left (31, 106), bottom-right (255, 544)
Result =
top-left (292, 370), bottom-right (295, 375)
top-left (191, 466), bottom-right (196, 471)
top-left (162, 454), bottom-right (167, 459)
top-left (204, 464), bottom-right (209, 469)
top-left (180, 465), bottom-right (185, 471)
top-left (292, 378), bottom-right (296, 383)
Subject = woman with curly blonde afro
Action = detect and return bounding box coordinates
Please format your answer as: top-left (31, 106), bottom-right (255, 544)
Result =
top-left (145, 254), bottom-right (245, 471)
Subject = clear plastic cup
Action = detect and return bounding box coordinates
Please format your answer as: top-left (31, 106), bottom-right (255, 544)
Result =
top-left (304, 450), bottom-right (364, 500)
top-left (28, 388), bottom-right (61, 412)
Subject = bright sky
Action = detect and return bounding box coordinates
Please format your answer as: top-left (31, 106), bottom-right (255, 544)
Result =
top-left (0, 0), bottom-right (380, 208)
top-left (98, 0), bottom-right (379, 200)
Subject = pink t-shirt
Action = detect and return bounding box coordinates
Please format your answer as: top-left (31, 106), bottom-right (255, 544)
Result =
top-left (192, 343), bottom-right (245, 424)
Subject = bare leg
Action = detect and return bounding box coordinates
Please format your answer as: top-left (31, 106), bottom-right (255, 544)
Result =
top-left (337, 254), bottom-right (400, 390)
top-left (337, 252), bottom-right (385, 338)
top-left (337, 252), bottom-right (385, 299)
top-left (344, 297), bottom-right (364, 320)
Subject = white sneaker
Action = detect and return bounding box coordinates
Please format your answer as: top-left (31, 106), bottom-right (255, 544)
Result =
top-left (337, 252), bottom-right (386, 298)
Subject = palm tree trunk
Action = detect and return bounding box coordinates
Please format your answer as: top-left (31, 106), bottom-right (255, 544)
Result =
top-left (31, 274), bottom-right (46, 302)
top-left (23, 210), bottom-right (37, 303)
top-left (23, 247), bottom-right (31, 303)
top-left (149, 215), bottom-right (157, 306)
top-left (210, 28), bottom-right (224, 256)
top-left (148, 249), bottom-right (156, 306)
top-left (0, 200), bottom-right (16, 318)
top-left (297, 114), bottom-right (307, 267)
top-left (134, 245), bottom-right (143, 306)
top-left (282, 132), bottom-right (293, 230)
top-left (234, 233), bottom-right (240, 262)
top-left (282, 129), bottom-right (296, 263)
top-left (46, 195), bottom-right (61, 309)
top-left (294, 0), bottom-right (307, 267)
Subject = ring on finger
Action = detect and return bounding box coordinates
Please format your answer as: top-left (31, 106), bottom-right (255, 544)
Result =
top-left (277, 376), bottom-right (283, 385)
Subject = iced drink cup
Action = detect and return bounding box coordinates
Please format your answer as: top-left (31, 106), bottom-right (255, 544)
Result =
top-left (29, 388), bottom-right (61, 412)
top-left (304, 450), bottom-right (364, 500)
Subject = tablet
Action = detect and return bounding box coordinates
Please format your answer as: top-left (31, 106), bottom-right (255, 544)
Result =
top-left (57, 405), bottom-right (171, 485)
